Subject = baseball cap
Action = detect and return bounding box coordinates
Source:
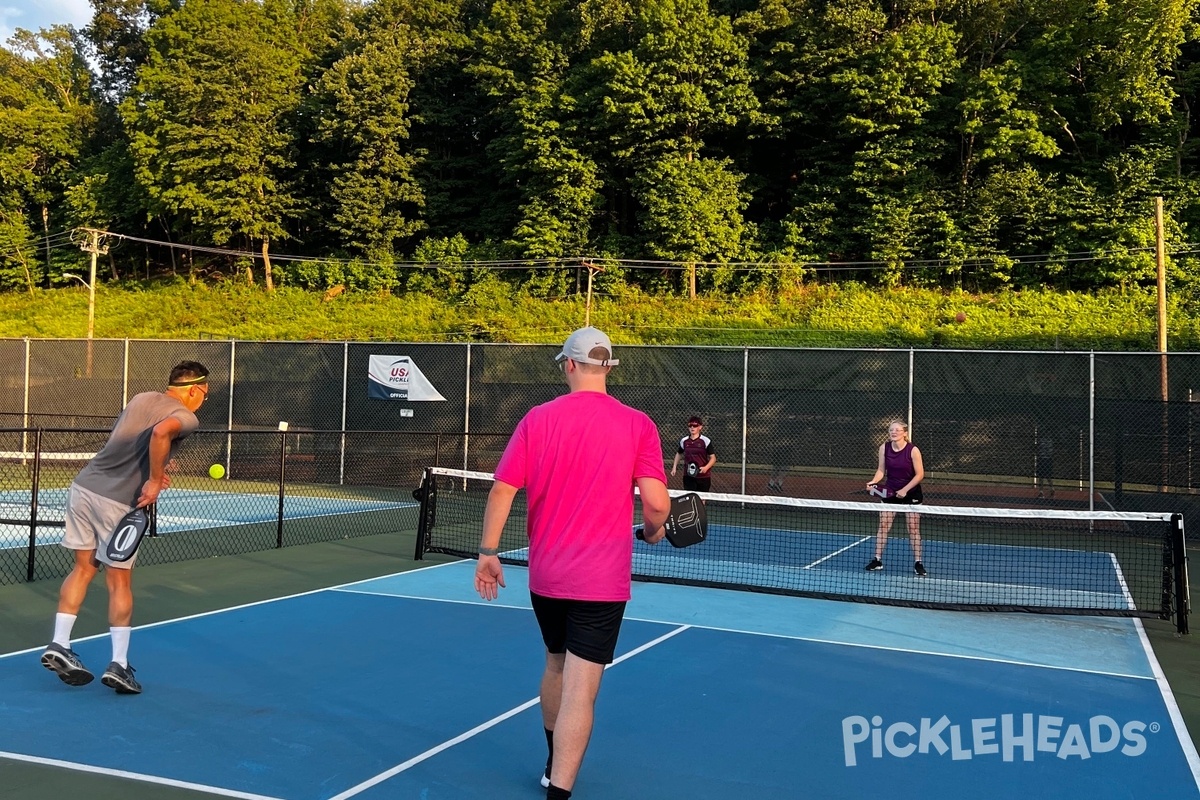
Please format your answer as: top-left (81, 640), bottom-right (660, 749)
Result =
top-left (688, 416), bottom-right (703, 426)
top-left (555, 327), bottom-right (619, 367)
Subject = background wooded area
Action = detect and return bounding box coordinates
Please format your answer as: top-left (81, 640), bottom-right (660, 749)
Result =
top-left (5, 0), bottom-right (1200, 308)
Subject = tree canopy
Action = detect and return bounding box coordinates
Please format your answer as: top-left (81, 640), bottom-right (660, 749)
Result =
top-left (3, 0), bottom-right (1200, 297)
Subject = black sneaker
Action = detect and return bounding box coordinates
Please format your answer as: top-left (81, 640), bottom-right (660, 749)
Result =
top-left (101, 661), bottom-right (141, 694)
top-left (865, 558), bottom-right (883, 571)
top-left (40, 643), bottom-right (94, 686)
top-left (914, 561), bottom-right (927, 577)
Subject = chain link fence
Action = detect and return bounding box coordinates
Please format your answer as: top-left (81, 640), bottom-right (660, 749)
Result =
top-left (1, 337), bottom-right (1196, 584)
top-left (0, 427), bottom-right (424, 585)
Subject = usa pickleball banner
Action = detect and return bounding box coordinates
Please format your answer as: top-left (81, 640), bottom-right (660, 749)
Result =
top-left (367, 355), bottom-right (446, 401)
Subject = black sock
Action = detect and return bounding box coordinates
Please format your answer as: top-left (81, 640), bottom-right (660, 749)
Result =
top-left (545, 727), bottom-right (554, 771)
top-left (547, 784), bottom-right (572, 799)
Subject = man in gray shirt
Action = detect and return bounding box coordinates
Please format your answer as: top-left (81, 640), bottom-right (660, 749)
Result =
top-left (40, 361), bottom-right (209, 695)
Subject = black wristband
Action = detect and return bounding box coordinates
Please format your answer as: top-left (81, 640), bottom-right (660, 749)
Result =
top-left (478, 547), bottom-right (499, 556)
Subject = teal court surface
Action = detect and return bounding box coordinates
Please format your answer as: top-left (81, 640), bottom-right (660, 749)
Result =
top-left (1, 560), bottom-right (1198, 799)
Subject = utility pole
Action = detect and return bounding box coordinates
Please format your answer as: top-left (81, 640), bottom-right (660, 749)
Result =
top-left (582, 260), bottom-right (603, 327)
top-left (71, 228), bottom-right (109, 378)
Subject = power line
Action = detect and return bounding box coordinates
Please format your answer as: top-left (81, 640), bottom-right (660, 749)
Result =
top-left (20, 227), bottom-right (1200, 274)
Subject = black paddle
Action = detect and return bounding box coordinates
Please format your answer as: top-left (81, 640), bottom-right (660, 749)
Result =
top-left (104, 506), bottom-right (151, 563)
top-left (635, 492), bottom-right (708, 548)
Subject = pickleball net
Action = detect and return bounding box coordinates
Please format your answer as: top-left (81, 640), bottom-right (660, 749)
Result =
top-left (413, 467), bottom-right (1190, 632)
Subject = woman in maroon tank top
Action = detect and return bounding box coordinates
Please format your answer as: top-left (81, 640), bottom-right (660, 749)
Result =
top-left (864, 420), bottom-right (926, 576)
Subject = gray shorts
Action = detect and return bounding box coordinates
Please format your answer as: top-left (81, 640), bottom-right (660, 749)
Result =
top-left (62, 483), bottom-right (138, 569)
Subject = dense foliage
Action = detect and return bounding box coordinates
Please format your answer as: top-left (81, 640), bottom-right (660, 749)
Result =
top-left (4, 0), bottom-right (1200, 304)
top-left (1, 281), bottom-right (1192, 351)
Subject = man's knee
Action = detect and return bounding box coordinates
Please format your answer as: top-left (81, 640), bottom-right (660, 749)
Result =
top-left (545, 650), bottom-right (566, 673)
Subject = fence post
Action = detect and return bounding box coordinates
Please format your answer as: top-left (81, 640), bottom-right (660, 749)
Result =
top-left (25, 428), bottom-right (42, 581)
top-left (122, 338), bottom-right (130, 405)
top-left (21, 338), bottom-right (30, 454)
top-left (225, 339), bottom-right (236, 477)
top-left (276, 422), bottom-right (288, 548)
top-left (1089, 352), bottom-right (1095, 512)
top-left (340, 341), bottom-right (348, 485)
top-left (741, 347), bottom-right (748, 494)
top-left (463, 343), bottom-right (472, 475)
top-left (907, 349), bottom-right (915, 436)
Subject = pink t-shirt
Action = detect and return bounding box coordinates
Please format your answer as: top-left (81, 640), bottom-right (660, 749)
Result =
top-left (493, 391), bottom-right (667, 601)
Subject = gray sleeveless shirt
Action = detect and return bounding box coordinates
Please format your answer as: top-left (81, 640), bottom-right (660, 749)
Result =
top-left (74, 391), bottom-right (200, 504)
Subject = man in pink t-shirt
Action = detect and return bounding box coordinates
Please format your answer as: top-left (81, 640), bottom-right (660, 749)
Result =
top-left (474, 327), bottom-right (670, 800)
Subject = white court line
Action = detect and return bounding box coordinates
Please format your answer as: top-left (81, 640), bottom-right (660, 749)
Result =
top-left (0, 751), bottom-right (283, 800)
top-left (803, 535), bottom-right (872, 568)
top-left (1109, 551), bottom-right (1137, 608)
top-left (325, 624), bottom-right (692, 800)
top-left (1133, 619), bottom-right (1200, 791)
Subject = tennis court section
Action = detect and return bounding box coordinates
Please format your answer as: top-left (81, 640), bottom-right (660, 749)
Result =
top-left (1, 560), bottom-right (1197, 799)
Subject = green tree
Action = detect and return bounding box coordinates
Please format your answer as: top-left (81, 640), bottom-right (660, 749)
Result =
top-left (472, 0), bottom-right (602, 262)
top-left (122, 0), bottom-right (305, 289)
top-left (312, 28), bottom-right (425, 264)
top-left (580, 0), bottom-right (759, 288)
top-left (0, 27), bottom-right (96, 290)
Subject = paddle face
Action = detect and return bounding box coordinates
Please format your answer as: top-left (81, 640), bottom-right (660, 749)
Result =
top-left (868, 484), bottom-right (890, 499)
top-left (663, 492), bottom-right (707, 548)
top-left (104, 506), bottom-right (150, 563)
top-left (686, 462), bottom-right (699, 477)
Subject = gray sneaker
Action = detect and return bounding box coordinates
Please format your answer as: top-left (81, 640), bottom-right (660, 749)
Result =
top-left (101, 661), bottom-right (142, 694)
top-left (41, 643), bottom-right (94, 686)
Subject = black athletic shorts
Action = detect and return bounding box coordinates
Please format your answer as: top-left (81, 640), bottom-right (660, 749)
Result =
top-left (530, 591), bottom-right (626, 665)
top-left (682, 474), bottom-right (711, 492)
top-left (882, 485), bottom-right (923, 505)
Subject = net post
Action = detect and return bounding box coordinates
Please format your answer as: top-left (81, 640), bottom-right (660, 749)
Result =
top-left (1172, 513), bottom-right (1189, 635)
top-left (413, 467), bottom-right (437, 560)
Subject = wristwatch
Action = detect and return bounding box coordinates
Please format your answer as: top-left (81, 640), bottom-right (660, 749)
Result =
top-left (478, 546), bottom-right (499, 556)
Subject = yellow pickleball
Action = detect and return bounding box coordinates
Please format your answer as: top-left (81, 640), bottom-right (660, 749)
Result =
top-left (208, 463), bottom-right (226, 480)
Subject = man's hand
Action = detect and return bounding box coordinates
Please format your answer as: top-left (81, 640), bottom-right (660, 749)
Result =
top-left (474, 555), bottom-right (506, 601)
top-left (136, 478), bottom-right (165, 508)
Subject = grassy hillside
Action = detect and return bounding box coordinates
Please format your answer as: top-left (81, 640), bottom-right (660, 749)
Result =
top-left (0, 280), bottom-right (1193, 350)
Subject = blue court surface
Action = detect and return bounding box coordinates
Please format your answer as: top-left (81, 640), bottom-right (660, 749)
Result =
top-left (1, 561), bottom-right (1198, 800)
top-left (0, 488), bottom-right (414, 549)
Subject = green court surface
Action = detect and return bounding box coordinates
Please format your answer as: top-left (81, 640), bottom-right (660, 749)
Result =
top-left (0, 530), bottom-right (1195, 800)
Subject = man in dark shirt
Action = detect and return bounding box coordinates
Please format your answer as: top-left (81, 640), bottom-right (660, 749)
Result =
top-left (671, 416), bottom-right (716, 492)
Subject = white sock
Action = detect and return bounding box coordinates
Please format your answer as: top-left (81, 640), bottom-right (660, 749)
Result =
top-left (110, 627), bottom-right (131, 667)
top-left (53, 613), bottom-right (77, 648)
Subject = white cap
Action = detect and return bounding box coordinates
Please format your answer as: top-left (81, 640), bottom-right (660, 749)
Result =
top-left (555, 327), bottom-right (619, 367)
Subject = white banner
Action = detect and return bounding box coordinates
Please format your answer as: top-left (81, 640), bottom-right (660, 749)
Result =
top-left (367, 355), bottom-right (446, 401)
